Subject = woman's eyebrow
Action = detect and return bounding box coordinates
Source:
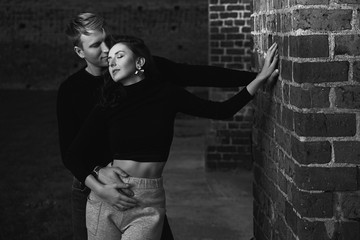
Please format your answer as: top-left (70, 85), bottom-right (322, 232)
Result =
top-left (115, 50), bottom-right (125, 55)
top-left (108, 50), bottom-right (125, 60)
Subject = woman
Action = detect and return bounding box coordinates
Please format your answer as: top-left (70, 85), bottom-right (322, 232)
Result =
top-left (64, 35), bottom-right (278, 240)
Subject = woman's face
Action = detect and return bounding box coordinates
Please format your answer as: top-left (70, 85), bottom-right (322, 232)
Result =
top-left (108, 43), bottom-right (138, 83)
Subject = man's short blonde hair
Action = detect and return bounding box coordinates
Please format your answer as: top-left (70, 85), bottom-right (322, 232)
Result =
top-left (65, 13), bottom-right (105, 47)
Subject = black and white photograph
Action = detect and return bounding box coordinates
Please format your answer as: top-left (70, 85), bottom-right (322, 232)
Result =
top-left (1, 0), bottom-right (359, 239)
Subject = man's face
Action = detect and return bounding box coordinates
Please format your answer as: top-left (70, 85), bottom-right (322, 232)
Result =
top-left (75, 29), bottom-right (109, 68)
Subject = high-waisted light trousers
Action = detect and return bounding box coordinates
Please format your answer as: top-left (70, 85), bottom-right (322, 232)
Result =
top-left (86, 176), bottom-right (166, 240)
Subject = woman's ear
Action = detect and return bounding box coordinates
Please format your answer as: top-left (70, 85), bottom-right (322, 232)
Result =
top-left (136, 57), bottom-right (146, 69)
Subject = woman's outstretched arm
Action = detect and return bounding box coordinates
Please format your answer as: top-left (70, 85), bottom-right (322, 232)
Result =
top-left (153, 56), bottom-right (258, 87)
top-left (173, 43), bottom-right (279, 119)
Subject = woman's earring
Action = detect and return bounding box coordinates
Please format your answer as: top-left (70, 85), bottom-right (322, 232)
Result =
top-left (135, 67), bottom-right (144, 75)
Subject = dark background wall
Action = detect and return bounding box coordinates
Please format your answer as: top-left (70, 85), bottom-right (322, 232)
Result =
top-left (206, 0), bottom-right (254, 170)
top-left (0, 0), bottom-right (208, 90)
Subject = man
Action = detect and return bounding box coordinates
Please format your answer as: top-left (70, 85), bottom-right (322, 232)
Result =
top-left (57, 12), bottom-right (258, 240)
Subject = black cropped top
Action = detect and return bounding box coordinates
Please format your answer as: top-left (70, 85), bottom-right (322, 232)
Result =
top-left (63, 78), bottom-right (253, 183)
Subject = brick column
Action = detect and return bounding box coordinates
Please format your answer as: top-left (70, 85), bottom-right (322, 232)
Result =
top-left (252, 0), bottom-right (360, 239)
top-left (206, 0), bottom-right (254, 170)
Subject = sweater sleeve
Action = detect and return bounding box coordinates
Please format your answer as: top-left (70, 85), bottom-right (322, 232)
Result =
top-left (173, 85), bottom-right (254, 120)
top-left (153, 55), bottom-right (258, 87)
top-left (63, 105), bottom-right (108, 184)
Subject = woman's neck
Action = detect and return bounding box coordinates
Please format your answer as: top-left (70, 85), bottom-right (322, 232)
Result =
top-left (121, 75), bottom-right (145, 86)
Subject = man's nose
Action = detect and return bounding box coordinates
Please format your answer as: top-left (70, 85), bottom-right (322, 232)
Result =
top-left (101, 42), bottom-right (109, 53)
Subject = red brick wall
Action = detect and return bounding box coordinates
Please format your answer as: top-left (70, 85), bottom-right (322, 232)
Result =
top-left (206, 0), bottom-right (254, 170)
top-left (252, 0), bottom-right (360, 239)
top-left (0, 0), bottom-right (208, 89)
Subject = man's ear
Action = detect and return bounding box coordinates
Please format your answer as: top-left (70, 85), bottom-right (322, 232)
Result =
top-left (74, 46), bottom-right (85, 59)
top-left (136, 57), bottom-right (146, 69)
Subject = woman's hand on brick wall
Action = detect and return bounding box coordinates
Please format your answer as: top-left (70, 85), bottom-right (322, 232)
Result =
top-left (246, 43), bottom-right (279, 95)
top-left (257, 43), bottom-right (279, 82)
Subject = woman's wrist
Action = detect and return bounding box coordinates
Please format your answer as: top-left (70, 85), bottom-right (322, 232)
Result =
top-left (246, 76), bottom-right (265, 95)
top-left (255, 73), bottom-right (268, 83)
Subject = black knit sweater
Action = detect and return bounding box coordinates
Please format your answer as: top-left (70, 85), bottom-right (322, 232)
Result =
top-left (57, 56), bottom-right (257, 183)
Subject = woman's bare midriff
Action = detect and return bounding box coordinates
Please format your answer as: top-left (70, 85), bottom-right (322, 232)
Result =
top-left (112, 159), bottom-right (166, 178)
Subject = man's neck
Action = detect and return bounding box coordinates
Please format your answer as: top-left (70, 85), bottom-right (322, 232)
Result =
top-left (85, 65), bottom-right (103, 76)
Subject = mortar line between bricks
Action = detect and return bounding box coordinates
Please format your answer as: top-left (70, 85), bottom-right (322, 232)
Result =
top-left (329, 34), bottom-right (335, 60)
top-left (253, 157), bottom-right (311, 197)
top-left (251, 3), bottom-right (357, 18)
top-left (330, 141), bottom-right (336, 165)
top-left (252, 211), bottom-right (276, 240)
top-left (257, 100), bottom-right (360, 141)
top-left (252, 30), bottom-right (360, 37)
top-left (273, 130), bottom-right (357, 167)
top-left (284, 56), bottom-right (360, 63)
top-left (357, 113), bottom-right (360, 138)
top-left (351, 8), bottom-right (358, 30)
top-left (253, 158), bottom-right (352, 233)
top-left (301, 216), bottom-right (339, 222)
top-left (329, 87), bottom-right (336, 109)
top-left (253, 195), bottom-right (300, 240)
top-left (253, 162), bottom-right (292, 197)
top-left (254, 159), bottom-right (341, 214)
top-left (255, 158), bottom-right (351, 197)
top-left (353, 8), bottom-right (360, 30)
top-left (285, 80), bottom-right (360, 89)
top-left (279, 215), bottom-right (300, 240)
top-left (252, 29), bottom-right (360, 38)
top-left (253, 163), bottom-right (300, 240)
top-left (348, 59), bottom-right (355, 82)
top-left (284, 102), bottom-right (360, 114)
top-left (256, 126), bottom-right (359, 169)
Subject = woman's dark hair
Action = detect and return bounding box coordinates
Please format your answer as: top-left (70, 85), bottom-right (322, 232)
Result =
top-left (100, 35), bottom-right (159, 108)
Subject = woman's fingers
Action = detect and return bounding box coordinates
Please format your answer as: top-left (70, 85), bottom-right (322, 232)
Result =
top-left (267, 44), bottom-right (278, 59)
top-left (113, 167), bottom-right (129, 178)
top-left (268, 69), bottom-right (279, 82)
top-left (263, 44), bottom-right (277, 67)
top-left (271, 52), bottom-right (279, 66)
top-left (116, 199), bottom-right (137, 208)
top-left (116, 191), bottom-right (138, 204)
top-left (106, 183), bottom-right (138, 205)
top-left (268, 45), bottom-right (278, 59)
top-left (269, 42), bottom-right (277, 51)
top-left (113, 197), bottom-right (137, 210)
top-left (110, 193), bottom-right (138, 210)
top-left (121, 188), bottom-right (134, 197)
top-left (114, 204), bottom-right (131, 211)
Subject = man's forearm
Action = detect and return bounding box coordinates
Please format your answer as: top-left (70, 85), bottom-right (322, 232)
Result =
top-left (85, 174), bottom-right (104, 193)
